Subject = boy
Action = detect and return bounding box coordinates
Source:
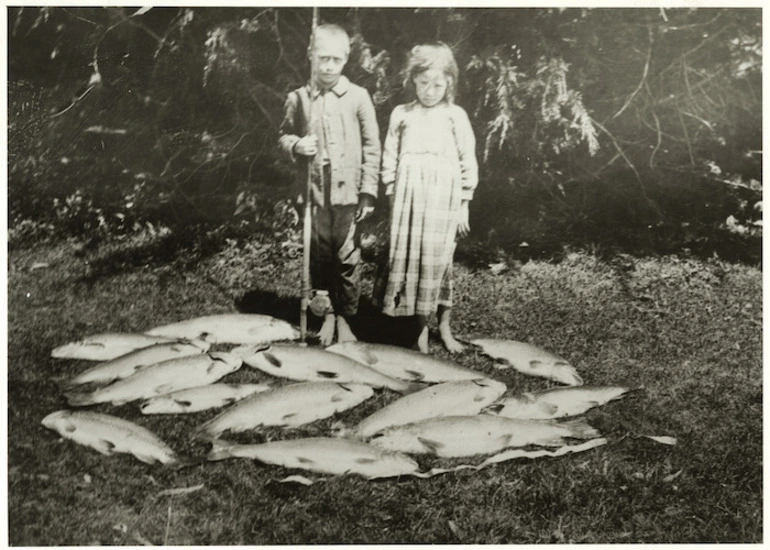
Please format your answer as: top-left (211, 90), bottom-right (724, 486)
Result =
top-left (278, 23), bottom-right (380, 346)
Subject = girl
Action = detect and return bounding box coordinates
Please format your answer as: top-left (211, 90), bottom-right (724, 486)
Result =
top-left (377, 43), bottom-right (478, 353)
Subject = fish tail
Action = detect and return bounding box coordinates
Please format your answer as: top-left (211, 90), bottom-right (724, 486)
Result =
top-left (167, 455), bottom-right (206, 471)
top-left (65, 391), bottom-right (96, 407)
top-left (206, 438), bottom-right (235, 462)
top-left (559, 418), bottom-right (601, 440)
top-left (190, 423), bottom-right (216, 442)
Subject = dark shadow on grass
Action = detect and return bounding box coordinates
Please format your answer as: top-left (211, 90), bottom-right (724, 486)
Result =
top-left (74, 228), bottom-right (234, 286)
top-left (235, 288), bottom-right (418, 348)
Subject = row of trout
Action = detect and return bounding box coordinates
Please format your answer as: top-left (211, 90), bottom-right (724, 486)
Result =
top-left (43, 313), bottom-right (635, 479)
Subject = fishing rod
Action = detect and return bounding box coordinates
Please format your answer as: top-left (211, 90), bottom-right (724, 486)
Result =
top-left (300, 6), bottom-right (320, 344)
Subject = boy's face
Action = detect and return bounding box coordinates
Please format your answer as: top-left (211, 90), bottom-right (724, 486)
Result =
top-left (312, 36), bottom-right (348, 89)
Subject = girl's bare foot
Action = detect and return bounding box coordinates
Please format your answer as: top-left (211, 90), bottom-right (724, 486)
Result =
top-left (318, 313), bottom-right (336, 346)
top-left (336, 315), bottom-right (357, 343)
top-left (437, 305), bottom-right (464, 353)
top-left (439, 326), bottom-right (465, 353)
top-left (416, 316), bottom-right (429, 353)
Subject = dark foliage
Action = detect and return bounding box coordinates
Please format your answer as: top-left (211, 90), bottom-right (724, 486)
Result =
top-left (8, 7), bottom-right (761, 262)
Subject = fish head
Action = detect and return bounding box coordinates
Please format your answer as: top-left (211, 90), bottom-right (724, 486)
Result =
top-left (335, 383), bottom-right (375, 402)
top-left (470, 378), bottom-right (508, 399)
top-left (41, 410), bottom-right (73, 430)
top-left (230, 343), bottom-right (271, 358)
top-left (238, 346), bottom-right (284, 374)
top-left (268, 319), bottom-right (300, 341)
top-left (361, 451), bottom-right (420, 478)
top-left (207, 352), bottom-right (243, 374)
top-left (139, 397), bottom-right (179, 414)
top-left (50, 341), bottom-right (102, 359)
top-left (550, 363), bottom-right (584, 386)
top-left (187, 339), bottom-right (212, 352)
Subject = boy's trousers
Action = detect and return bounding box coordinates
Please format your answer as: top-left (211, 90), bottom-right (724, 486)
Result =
top-left (309, 165), bottom-right (361, 317)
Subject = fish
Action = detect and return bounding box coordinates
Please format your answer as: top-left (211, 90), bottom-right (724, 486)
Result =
top-left (233, 344), bottom-right (421, 394)
top-left (193, 382), bottom-right (374, 440)
top-left (207, 437), bottom-right (420, 479)
top-left (346, 379), bottom-right (507, 439)
top-left (65, 352), bottom-right (242, 407)
top-left (42, 410), bottom-right (181, 465)
top-left (470, 338), bottom-right (583, 386)
top-left (139, 383), bottom-right (272, 415)
top-left (60, 340), bottom-right (211, 389)
top-left (484, 385), bottom-right (639, 420)
top-left (326, 341), bottom-right (493, 383)
top-left (368, 415), bottom-right (600, 458)
top-left (145, 313), bottom-right (299, 345)
top-left (51, 333), bottom-right (179, 361)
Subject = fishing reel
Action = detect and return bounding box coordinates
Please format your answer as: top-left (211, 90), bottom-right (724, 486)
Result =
top-left (308, 289), bottom-right (333, 316)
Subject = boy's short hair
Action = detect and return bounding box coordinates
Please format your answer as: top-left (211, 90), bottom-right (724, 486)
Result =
top-left (403, 42), bottom-right (459, 104)
top-left (312, 23), bottom-right (350, 57)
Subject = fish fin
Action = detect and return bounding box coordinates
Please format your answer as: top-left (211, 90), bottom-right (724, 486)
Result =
top-left (497, 434), bottom-right (513, 448)
top-left (282, 413), bottom-right (298, 420)
top-left (404, 369), bottom-right (426, 382)
top-left (362, 349), bottom-right (379, 365)
top-left (223, 397), bottom-right (238, 405)
top-left (521, 392), bottom-right (538, 403)
top-left (336, 383), bottom-right (354, 392)
top-left (317, 370), bottom-right (339, 379)
top-left (296, 457), bottom-right (315, 464)
top-left (153, 383), bottom-right (175, 395)
top-left (417, 437), bottom-right (445, 455)
top-left (484, 403), bottom-right (504, 415)
top-left (95, 438), bottom-right (116, 456)
top-left (473, 392), bottom-right (487, 403)
top-left (355, 457), bottom-right (377, 464)
top-left (63, 420), bottom-right (78, 433)
top-left (529, 359), bottom-right (544, 370)
top-left (559, 418), bottom-right (600, 440)
top-left (173, 398), bottom-right (193, 407)
top-left (263, 352), bottom-right (282, 368)
top-left (540, 402), bottom-right (561, 416)
top-left (331, 395), bottom-right (344, 403)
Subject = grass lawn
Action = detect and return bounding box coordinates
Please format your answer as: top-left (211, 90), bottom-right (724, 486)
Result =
top-left (7, 232), bottom-right (762, 544)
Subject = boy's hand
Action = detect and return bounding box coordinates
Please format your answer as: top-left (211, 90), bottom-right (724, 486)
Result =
top-left (457, 201), bottom-right (470, 238)
top-left (294, 135), bottom-right (318, 157)
top-left (355, 194), bottom-right (375, 223)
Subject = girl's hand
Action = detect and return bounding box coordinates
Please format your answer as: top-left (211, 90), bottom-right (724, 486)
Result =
top-left (457, 201), bottom-right (470, 238)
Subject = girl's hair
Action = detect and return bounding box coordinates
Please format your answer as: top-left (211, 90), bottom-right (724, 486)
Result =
top-left (402, 42), bottom-right (459, 104)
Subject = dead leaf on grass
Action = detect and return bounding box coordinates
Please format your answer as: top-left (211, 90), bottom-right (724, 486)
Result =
top-left (663, 470), bottom-right (683, 483)
top-left (277, 475), bottom-right (318, 486)
top-left (132, 531), bottom-right (154, 546)
top-left (448, 520), bottom-right (465, 541)
top-left (157, 483), bottom-right (204, 497)
top-left (642, 435), bottom-right (678, 446)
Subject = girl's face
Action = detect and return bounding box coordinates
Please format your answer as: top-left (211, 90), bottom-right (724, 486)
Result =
top-left (413, 69), bottom-right (448, 108)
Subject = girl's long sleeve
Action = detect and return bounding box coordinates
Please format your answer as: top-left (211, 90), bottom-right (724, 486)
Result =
top-left (380, 106), bottom-right (402, 196)
top-left (452, 106), bottom-right (479, 201)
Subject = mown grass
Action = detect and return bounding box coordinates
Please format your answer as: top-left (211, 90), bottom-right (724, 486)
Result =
top-left (7, 232), bottom-right (762, 544)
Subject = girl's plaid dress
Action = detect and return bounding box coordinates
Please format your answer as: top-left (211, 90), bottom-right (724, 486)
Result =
top-left (377, 101), bottom-right (478, 317)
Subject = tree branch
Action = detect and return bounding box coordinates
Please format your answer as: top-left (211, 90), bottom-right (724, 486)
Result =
top-left (612, 27), bottom-right (653, 120)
